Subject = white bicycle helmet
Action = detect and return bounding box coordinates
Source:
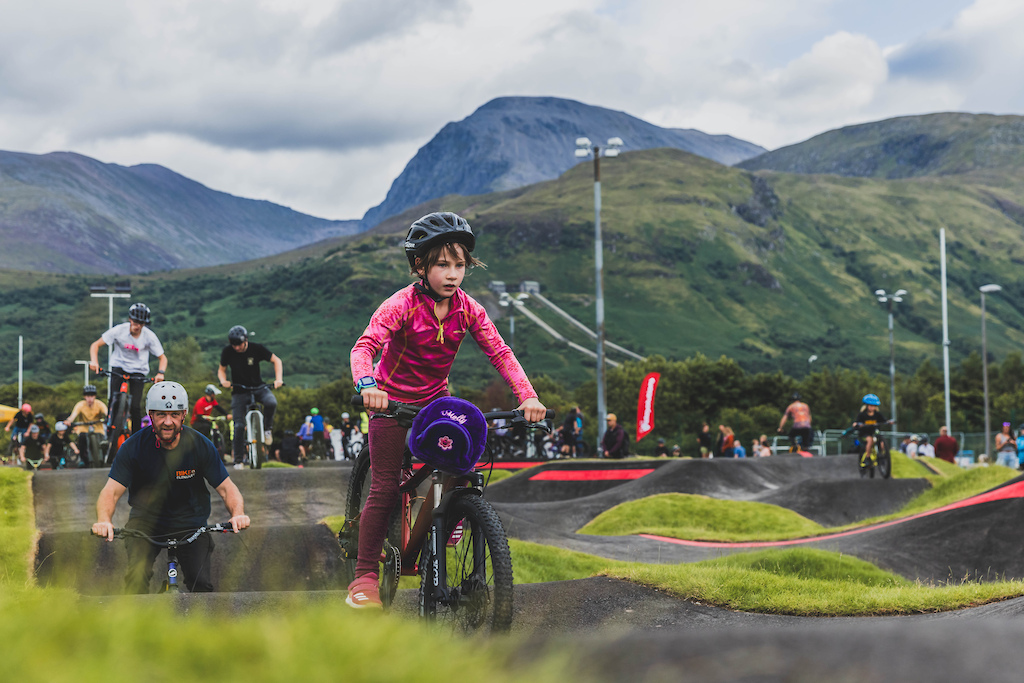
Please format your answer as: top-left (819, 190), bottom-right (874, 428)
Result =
top-left (147, 382), bottom-right (189, 412)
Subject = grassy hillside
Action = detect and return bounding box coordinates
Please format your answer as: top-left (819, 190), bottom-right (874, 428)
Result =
top-left (2, 147), bottom-right (1024, 394)
top-left (738, 112), bottom-right (1024, 181)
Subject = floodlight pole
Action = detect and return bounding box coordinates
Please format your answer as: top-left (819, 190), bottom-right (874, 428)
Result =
top-left (75, 360), bottom-right (90, 387)
top-left (980, 284), bottom-right (1002, 459)
top-left (90, 291), bottom-right (131, 401)
top-left (940, 229), bottom-right (952, 431)
top-left (593, 146), bottom-right (607, 443)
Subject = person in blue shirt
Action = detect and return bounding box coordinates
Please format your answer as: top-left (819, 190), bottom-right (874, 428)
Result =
top-left (310, 407), bottom-right (326, 459)
top-left (733, 441), bottom-right (747, 458)
top-left (92, 382), bottom-right (250, 593)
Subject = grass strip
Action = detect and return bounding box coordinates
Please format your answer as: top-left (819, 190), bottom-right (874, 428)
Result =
top-left (509, 540), bottom-right (1024, 616)
top-left (0, 468), bottom-right (35, 587)
top-left (0, 590), bottom-right (572, 683)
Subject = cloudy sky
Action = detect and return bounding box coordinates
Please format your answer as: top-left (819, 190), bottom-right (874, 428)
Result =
top-left (1, 0), bottom-right (1019, 220)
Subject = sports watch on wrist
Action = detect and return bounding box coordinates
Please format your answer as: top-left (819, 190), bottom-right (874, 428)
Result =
top-left (355, 376), bottom-right (377, 393)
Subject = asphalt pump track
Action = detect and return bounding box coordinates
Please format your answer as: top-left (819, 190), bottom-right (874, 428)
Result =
top-left (28, 455), bottom-right (1024, 681)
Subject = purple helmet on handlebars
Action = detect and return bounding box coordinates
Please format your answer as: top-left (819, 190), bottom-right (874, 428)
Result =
top-left (407, 397), bottom-right (487, 475)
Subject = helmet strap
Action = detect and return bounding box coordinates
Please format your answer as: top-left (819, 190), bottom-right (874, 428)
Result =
top-left (414, 279), bottom-right (445, 303)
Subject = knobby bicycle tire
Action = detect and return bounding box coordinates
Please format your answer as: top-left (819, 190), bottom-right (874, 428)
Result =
top-left (246, 412), bottom-right (264, 469)
top-left (877, 440), bottom-right (892, 479)
top-left (420, 493), bottom-right (513, 634)
top-left (106, 396), bottom-right (129, 465)
top-left (341, 446), bottom-right (401, 602)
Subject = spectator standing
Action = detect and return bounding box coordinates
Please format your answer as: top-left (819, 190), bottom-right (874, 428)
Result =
top-left (905, 435), bottom-right (919, 458)
top-left (733, 439), bottom-right (747, 458)
top-left (1016, 425), bottom-right (1024, 471)
top-left (696, 423), bottom-right (713, 459)
top-left (310, 408), bottom-right (326, 459)
top-left (654, 438), bottom-right (669, 458)
top-left (995, 423), bottom-right (1017, 469)
top-left (718, 424), bottom-right (735, 458)
top-left (918, 435), bottom-right (935, 458)
top-left (898, 435), bottom-right (912, 454)
top-left (778, 392), bottom-right (814, 451)
top-left (601, 413), bottom-right (627, 459)
top-left (671, 444), bottom-right (682, 458)
top-left (561, 408), bottom-right (578, 457)
top-left (297, 416), bottom-right (314, 461)
top-left (934, 426), bottom-right (959, 464)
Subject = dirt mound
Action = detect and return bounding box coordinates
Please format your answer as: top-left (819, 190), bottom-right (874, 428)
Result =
top-left (754, 477), bottom-right (931, 526)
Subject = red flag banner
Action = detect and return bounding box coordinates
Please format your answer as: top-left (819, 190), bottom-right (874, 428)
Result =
top-left (636, 372), bottom-right (660, 442)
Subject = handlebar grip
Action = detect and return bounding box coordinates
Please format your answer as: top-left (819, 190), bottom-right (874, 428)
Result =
top-left (544, 409), bottom-right (555, 419)
top-left (350, 395), bottom-right (364, 407)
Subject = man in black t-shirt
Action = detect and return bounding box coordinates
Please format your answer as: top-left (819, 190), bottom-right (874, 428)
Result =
top-left (92, 382), bottom-right (250, 593)
top-left (217, 325), bottom-right (284, 467)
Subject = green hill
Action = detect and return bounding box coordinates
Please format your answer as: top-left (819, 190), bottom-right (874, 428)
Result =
top-left (2, 147), bottom-right (1024, 392)
top-left (738, 112), bottom-right (1024, 182)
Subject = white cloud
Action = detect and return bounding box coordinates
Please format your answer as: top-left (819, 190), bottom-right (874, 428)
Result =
top-left (0, 0), bottom-right (1020, 218)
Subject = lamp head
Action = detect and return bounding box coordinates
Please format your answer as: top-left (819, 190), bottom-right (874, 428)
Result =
top-left (980, 284), bottom-right (1002, 293)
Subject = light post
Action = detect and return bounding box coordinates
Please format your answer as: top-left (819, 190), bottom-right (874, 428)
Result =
top-left (498, 292), bottom-right (529, 351)
top-left (575, 135), bottom-right (623, 441)
top-left (980, 283), bottom-right (1002, 459)
top-left (89, 282), bottom-right (131, 400)
top-left (74, 360), bottom-right (91, 387)
top-left (875, 288), bottom-right (907, 447)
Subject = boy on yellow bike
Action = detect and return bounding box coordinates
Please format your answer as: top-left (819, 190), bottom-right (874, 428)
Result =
top-left (853, 394), bottom-right (892, 475)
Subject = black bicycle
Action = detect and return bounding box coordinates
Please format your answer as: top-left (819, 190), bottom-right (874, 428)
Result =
top-left (339, 396), bottom-right (553, 633)
top-left (105, 523), bottom-right (240, 593)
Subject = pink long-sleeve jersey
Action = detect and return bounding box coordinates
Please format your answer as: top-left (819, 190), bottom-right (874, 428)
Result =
top-left (351, 284), bottom-right (537, 405)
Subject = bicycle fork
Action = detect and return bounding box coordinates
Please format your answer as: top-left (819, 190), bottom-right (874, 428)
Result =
top-left (421, 472), bottom-right (447, 620)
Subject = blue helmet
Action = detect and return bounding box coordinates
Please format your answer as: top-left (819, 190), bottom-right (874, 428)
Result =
top-left (862, 394), bottom-right (881, 406)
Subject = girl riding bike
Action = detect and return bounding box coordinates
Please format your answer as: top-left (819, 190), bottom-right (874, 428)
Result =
top-left (853, 393), bottom-right (892, 478)
top-left (346, 211), bottom-right (546, 610)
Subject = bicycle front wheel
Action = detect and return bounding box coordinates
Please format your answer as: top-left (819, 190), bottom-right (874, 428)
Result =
top-left (420, 493), bottom-right (513, 633)
top-left (877, 441), bottom-right (892, 479)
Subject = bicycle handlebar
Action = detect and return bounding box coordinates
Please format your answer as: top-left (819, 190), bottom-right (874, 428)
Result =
top-left (96, 368), bottom-right (156, 383)
top-left (350, 395), bottom-right (554, 430)
top-left (230, 383), bottom-right (284, 391)
top-left (106, 523), bottom-right (240, 546)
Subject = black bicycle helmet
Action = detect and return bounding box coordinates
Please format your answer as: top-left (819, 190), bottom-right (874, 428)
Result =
top-left (128, 303), bottom-right (151, 325)
top-left (404, 212), bottom-right (475, 268)
top-left (83, 384), bottom-right (97, 395)
top-left (228, 325), bottom-right (248, 345)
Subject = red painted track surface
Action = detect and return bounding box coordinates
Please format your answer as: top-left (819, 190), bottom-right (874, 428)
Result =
top-left (531, 468), bottom-right (656, 482)
top-left (641, 479), bottom-right (1024, 549)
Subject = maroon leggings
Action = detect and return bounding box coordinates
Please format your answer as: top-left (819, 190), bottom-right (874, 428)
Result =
top-left (354, 415), bottom-right (409, 578)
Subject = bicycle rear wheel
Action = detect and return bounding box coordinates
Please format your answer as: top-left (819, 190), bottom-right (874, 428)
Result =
top-left (340, 446), bottom-right (402, 602)
top-left (876, 440), bottom-right (892, 479)
top-left (420, 493), bottom-right (513, 633)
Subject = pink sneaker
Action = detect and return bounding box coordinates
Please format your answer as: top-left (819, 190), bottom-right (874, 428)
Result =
top-left (346, 573), bottom-right (382, 609)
